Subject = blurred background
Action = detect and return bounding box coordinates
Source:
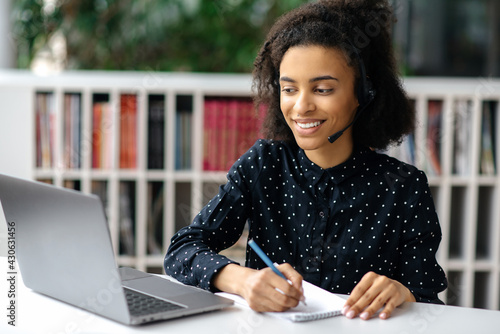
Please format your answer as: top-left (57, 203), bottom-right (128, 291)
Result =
top-left (0, 0), bottom-right (499, 76)
top-left (0, 0), bottom-right (499, 312)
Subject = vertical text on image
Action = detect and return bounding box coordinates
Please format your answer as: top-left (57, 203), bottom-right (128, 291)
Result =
top-left (6, 221), bottom-right (17, 326)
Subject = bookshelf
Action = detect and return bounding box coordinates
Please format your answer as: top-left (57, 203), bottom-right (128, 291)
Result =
top-left (0, 71), bottom-right (499, 310)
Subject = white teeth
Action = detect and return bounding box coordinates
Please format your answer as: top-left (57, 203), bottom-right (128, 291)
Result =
top-left (297, 121), bottom-right (322, 129)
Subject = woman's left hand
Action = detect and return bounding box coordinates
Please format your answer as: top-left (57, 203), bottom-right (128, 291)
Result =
top-left (342, 271), bottom-right (416, 320)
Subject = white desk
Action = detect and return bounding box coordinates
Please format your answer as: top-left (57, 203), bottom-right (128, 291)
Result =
top-left (2, 275), bottom-right (500, 334)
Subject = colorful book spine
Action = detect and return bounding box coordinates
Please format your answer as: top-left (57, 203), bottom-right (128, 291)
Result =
top-left (35, 93), bottom-right (55, 169)
top-left (226, 100), bottom-right (239, 171)
top-left (203, 99), bottom-right (218, 171)
top-left (91, 99), bottom-right (113, 169)
top-left (218, 100), bottom-right (229, 171)
top-left (426, 100), bottom-right (443, 176)
top-left (480, 101), bottom-right (496, 175)
top-left (453, 100), bottom-right (472, 175)
top-left (236, 100), bottom-right (251, 166)
top-left (102, 102), bottom-right (113, 169)
top-left (203, 98), bottom-right (266, 171)
top-left (92, 102), bottom-right (102, 169)
top-left (120, 94), bottom-right (137, 169)
top-left (72, 94), bottom-right (82, 168)
top-left (184, 111), bottom-right (192, 169)
top-left (175, 110), bottom-right (192, 170)
top-left (63, 93), bottom-right (82, 169)
top-left (147, 98), bottom-right (165, 170)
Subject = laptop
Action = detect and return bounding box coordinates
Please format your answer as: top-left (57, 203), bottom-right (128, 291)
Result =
top-left (0, 173), bottom-right (233, 325)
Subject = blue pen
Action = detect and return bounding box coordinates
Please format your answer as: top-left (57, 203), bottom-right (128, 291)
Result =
top-left (248, 239), bottom-right (306, 305)
top-left (248, 239), bottom-right (287, 279)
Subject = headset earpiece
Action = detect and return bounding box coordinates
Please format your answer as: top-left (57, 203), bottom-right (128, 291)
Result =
top-left (359, 75), bottom-right (376, 107)
top-left (327, 41), bottom-right (376, 144)
top-left (353, 46), bottom-right (376, 108)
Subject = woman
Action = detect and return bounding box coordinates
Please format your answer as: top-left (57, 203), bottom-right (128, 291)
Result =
top-left (165, 0), bottom-right (447, 320)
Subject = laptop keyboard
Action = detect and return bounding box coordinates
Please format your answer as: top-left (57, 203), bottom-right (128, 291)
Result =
top-left (124, 287), bottom-right (185, 317)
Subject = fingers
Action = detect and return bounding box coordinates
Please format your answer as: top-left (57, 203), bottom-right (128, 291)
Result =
top-left (343, 271), bottom-right (410, 320)
top-left (276, 263), bottom-right (304, 295)
top-left (243, 265), bottom-right (304, 312)
top-left (246, 284), bottom-right (297, 312)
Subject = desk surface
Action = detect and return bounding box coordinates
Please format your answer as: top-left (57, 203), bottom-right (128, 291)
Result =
top-left (2, 275), bottom-right (500, 334)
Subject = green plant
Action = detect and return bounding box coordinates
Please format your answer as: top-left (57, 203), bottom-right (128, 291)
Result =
top-left (12, 0), bottom-right (309, 72)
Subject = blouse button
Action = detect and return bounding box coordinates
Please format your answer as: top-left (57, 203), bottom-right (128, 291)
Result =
top-left (319, 211), bottom-right (325, 218)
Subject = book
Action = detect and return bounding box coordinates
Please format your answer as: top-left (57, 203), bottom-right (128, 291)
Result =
top-left (226, 100), bottom-right (239, 171)
top-left (203, 99), bottom-right (218, 171)
top-left (63, 93), bottom-right (82, 169)
top-left (480, 101), bottom-right (496, 175)
top-left (218, 100), bottom-right (229, 171)
top-left (102, 102), bottom-right (113, 169)
top-left (91, 102), bottom-right (102, 169)
top-left (35, 92), bottom-right (55, 169)
top-left (453, 100), bottom-right (472, 175)
top-left (91, 98), bottom-right (112, 169)
top-left (426, 100), bottom-right (443, 176)
top-left (120, 94), bottom-right (138, 169)
top-left (175, 110), bottom-right (192, 170)
top-left (216, 280), bottom-right (345, 322)
top-left (235, 100), bottom-right (252, 170)
top-left (202, 98), bottom-right (265, 171)
top-left (175, 95), bottom-right (193, 170)
top-left (147, 96), bottom-right (165, 170)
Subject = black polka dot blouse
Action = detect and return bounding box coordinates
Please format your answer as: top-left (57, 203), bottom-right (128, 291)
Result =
top-left (164, 139), bottom-right (448, 304)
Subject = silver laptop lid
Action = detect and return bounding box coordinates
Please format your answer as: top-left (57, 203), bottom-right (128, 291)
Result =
top-left (0, 174), bottom-right (130, 324)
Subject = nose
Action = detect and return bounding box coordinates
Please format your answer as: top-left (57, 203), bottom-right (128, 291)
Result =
top-left (294, 91), bottom-right (315, 116)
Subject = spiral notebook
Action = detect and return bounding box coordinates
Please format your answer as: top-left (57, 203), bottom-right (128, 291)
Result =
top-left (216, 280), bottom-right (346, 322)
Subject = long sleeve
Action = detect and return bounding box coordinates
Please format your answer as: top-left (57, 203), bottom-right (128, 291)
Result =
top-left (394, 170), bottom-right (448, 303)
top-left (164, 140), bottom-right (448, 302)
top-left (164, 142), bottom-right (264, 291)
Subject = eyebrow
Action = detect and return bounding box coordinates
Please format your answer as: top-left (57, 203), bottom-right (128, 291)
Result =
top-left (279, 75), bottom-right (339, 83)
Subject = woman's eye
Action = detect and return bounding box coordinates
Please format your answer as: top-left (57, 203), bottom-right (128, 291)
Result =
top-left (316, 88), bottom-right (333, 94)
top-left (281, 88), bottom-right (295, 93)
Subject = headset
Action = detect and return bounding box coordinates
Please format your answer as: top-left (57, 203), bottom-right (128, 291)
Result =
top-left (328, 41), bottom-right (376, 143)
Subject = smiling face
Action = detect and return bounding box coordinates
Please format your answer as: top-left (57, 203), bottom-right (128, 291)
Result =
top-left (279, 45), bottom-right (359, 168)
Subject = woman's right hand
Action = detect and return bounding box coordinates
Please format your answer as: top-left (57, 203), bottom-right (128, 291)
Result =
top-left (213, 263), bottom-right (305, 312)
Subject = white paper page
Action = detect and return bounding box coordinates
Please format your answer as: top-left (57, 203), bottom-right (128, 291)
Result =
top-left (217, 281), bottom-right (346, 322)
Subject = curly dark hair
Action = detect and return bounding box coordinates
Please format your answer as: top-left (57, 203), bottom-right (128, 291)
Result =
top-left (252, 0), bottom-right (414, 150)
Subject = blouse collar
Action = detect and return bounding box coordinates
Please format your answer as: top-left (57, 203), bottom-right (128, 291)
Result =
top-left (297, 145), bottom-right (374, 186)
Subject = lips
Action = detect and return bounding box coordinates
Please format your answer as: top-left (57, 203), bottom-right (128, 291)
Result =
top-left (293, 119), bottom-right (325, 134)
top-left (296, 121), bottom-right (323, 129)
